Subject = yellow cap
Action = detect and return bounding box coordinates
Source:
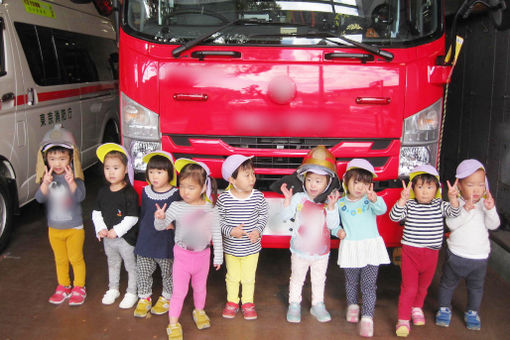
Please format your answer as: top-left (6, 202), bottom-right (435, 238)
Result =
top-left (96, 143), bottom-right (128, 163)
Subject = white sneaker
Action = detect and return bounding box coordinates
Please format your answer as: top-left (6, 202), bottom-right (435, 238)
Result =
top-left (119, 292), bottom-right (138, 309)
top-left (102, 289), bottom-right (120, 305)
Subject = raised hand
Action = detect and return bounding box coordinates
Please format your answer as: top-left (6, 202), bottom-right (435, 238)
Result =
top-left (337, 229), bottom-right (346, 240)
top-left (247, 229), bottom-right (260, 243)
top-left (327, 190), bottom-right (341, 210)
top-left (464, 194), bottom-right (475, 212)
top-left (366, 183), bottom-right (377, 202)
top-left (230, 223), bottom-right (247, 238)
top-left (43, 166), bottom-right (54, 185)
top-left (281, 183), bottom-right (293, 199)
top-left (154, 203), bottom-right (167, 220)
top-left (398, 180), bottom-right (412, 206)
top-left (484, 190), bottom-right (495, 210)
top-left (446, 179), bottom-right (460, 208)
top-left (64, 165), bottom-right (75, 185)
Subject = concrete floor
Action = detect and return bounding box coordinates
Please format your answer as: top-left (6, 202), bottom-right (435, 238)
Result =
top-left (1, 169), bottom-right (509, 340)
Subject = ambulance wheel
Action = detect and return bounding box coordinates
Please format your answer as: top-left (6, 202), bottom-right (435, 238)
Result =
top-left (0, 180), bottom-right (14, 253)
top-left (102, 121), bottom-right (120, 144)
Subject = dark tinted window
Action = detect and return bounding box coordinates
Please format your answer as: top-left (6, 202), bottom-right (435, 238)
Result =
top-left (0, 17), bottom-right (6, 77)
top-left (14, 22), bottom-right (117, 85)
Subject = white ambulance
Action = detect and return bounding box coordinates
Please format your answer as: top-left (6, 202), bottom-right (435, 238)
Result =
top-left (0, 0), bottom-right (119, 251)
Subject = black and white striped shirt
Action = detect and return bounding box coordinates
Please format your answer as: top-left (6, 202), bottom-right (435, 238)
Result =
top-left (216, 190), bottom-right (269, 257)
top-left (389, 198), bottom-right (461, 249)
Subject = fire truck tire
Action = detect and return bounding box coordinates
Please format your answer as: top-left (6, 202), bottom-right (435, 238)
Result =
top-left (0, 180), bottom-right (14, 253)
top-left (102, 120), bottom-right (120, 144)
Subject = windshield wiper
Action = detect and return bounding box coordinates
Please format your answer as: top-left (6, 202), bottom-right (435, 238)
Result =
top-left (323, 34), bottom-right (394, 61)
top-left (172, 19), bottom-right (248, 57)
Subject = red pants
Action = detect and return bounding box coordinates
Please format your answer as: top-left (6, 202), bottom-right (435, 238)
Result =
top-left (397, 245), bottom-right (439, 320)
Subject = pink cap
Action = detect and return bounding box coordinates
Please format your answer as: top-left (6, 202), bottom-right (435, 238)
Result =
top-left (455, 159), bottom-right (485, 179)
top-left (410, 164), bottom-right (439, 178)
top-left (222, 155), bottom-right (254, 181)
top-left (345, 158), bottom-right (377, 177)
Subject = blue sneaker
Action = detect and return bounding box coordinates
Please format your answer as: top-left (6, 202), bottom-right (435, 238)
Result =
top-left (310, 302), bottom-right (331, 323)
top-left (286, 303), bottom-right (301, 323)
top-left (435, 307), bottom-right (452, 327)
top-left (464, 310), bottom-right (481, 330)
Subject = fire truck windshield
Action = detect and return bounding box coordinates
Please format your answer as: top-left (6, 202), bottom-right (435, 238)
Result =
top-left (123, 0), bottom-right (442, 47)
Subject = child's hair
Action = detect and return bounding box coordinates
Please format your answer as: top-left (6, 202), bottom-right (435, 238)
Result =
top-left (145, 155), bottom-right (175, 184)
top-left (343, 168), bottom-right (373, 192)
top-left (104, 150), bottom-right (130, 186)
top-left (411, 173), bottom-right (439, 189)
top-left (178, 163), bottom-right (218, 205)
top-left (231, 158), bottom-right (254, 179)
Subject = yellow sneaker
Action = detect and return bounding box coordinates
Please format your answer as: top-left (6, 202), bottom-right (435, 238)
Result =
top-left (134, 298), bottom-right (152, 318)
top-left (166, 323), bottom-right (183, 340)
top-left (192, 309), bottom-right (211, 330)
top-left (151, 296), bottom-right (170, 315)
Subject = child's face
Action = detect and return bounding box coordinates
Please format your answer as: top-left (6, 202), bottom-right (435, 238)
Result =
top-left (346, 177), bottom-right (370, 200)
top-left (104, 156), bottom-right (127, 186)
top-left (304, 172), bottom-right (329, 200)
top-left (46, 150), bottom-right (71, 175)
top-left (179, 176), bottom-right (204, 205)
top-left (230, 166), bottom-right (256, 193)
top-left (458, 169), bottom-right (486, 203)
top-left (148, 168), bottom-right (170, 191)
top-left (413, 178), bottom-right (438, 204)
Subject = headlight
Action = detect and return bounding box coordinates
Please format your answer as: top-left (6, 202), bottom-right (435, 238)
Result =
top-left (399, 99), bottom-right (441, 177)
top-left (121, 92), bottom-right (161, 172)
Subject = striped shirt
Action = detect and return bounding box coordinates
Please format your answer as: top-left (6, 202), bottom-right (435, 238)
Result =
top-left (216, 189), bottom-right (269, 257)
top-left (389, 198), bottom-right (461, 249)
top-left (155, 201), bottom-right (223, 265)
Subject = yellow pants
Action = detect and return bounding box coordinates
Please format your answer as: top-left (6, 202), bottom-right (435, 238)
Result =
top-left (48, 227), bottom-right (86, 287)
top-left (225, 253), bottom-right (259, 304)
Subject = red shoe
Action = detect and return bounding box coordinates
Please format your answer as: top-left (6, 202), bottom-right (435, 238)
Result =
top-left (68, 286), bottom-right (87, 306)
top-left (48, 285), bottom-right (72, 304)
top-left (222, 302), bottom-right (239, 319)
top-left (241, 303), bottom-right (258, 320)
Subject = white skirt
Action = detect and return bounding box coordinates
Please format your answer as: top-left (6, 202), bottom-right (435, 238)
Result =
top-left (337, 236), bottom-right (390, 268)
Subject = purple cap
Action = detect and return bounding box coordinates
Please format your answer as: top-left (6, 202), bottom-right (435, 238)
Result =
top-left (222, 155), bottom-right (254, 181)
top-left (345, 158), bottom-right (377, 177)
top-left (409, 164), bottom-right (439, 179)
top-left (455, 159), bottom-right (486, 179)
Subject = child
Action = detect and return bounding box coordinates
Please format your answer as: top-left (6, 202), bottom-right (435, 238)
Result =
top-left (154, 159), bottom-right (222, 340)
top-left (92, 143), bottom-right (139, 309)
top-left (35, 125), bottom-right (87, 305)
top-left (332, 158), bottom-right (390, 337)
top-left (133, 151), bottom-right (180, 318)
top-left (435, 159), bottom-right (500, 331)
top-left (217, 154), bottom-right (269, 320)
top-left (280, 145), bottom-right (340, 323)
top-left (389, 164), bottom-right (460, 337)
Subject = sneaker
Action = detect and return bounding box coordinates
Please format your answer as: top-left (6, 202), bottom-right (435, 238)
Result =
top-left (48, 285), bottom-right (72, 304)
top-left (151, 296), bottom-right (170, 315)
top-left (464, 310), bottom-right (481, 330)
top-left (193, 309), bottom-right (211, 329)
top-left (119, 292), bottom-right (138, 309)
top-left (166, 323), bottom-right (183, 340)
top-left (101, 289), bottom-right (120, 305)
top-left (346, 304), bottom-right (360, 323)
top-left (286, 303), bottom-right (301, 323)
top-left (241, 303), bottom-right (258, 320)
top-left (310, 302), bottom-right (331, 323)
top-left (68, 286), bottom-right (86, 306)
top-left (359, 316), bottom-right (374, 337)
top-left (411, 307), bottom-right (425, 326)
top-left (395, 319), bottom-right (410, 337)
top-left (435, 307), bottom-right (452, 327)
top-left (222, 302), bottom-right (239, 319)
top-left (134, 297), bottom-right (152, 318)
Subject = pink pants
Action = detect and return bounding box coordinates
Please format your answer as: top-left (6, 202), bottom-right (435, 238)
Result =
top-left (398, 245), bottom-right (439, 320)
top-left (169, 245), bottom-right (211, 318)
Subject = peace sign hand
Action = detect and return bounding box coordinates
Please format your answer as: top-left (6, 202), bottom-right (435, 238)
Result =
top-left (484, 190), bottom-right (495, 210)
top-left (43, 166), bottom-right (54, 185)
top-left (154, 203), bottom-right (167, 220)
top-left (446, 179), bottom-right (460, 208)
top-left (366, 183), bottom-right (377, 202)
top-left (64, 165), bottom-right (75, 185)
top-left (327, 190), bottom-right (340, 210)
top-left (398, 180), bottom-right (411, 206)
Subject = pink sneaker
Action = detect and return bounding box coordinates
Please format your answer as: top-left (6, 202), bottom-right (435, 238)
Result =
top-left (411, 307), bottom-right (425, 326)
top-left (222, 302), bottom-right (239, 319)
top-left (68, 286), bottom-right (87, 306)
top-left (241, 303), bottom-right (258, 320)
top-left (48, 285), bottom-right (72, 304)
top-left (359, 316), bottom-right (374, 337)
top-left (346, 304), bottom-right (360, 323)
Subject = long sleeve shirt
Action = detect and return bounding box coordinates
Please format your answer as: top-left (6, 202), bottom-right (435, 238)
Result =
top-left (155, 201), bottom-right (223, 265)
top-left (281, 192), bottom-right (339, 259)
top-left (390, 198), bottom-right (461, 250)
top-left (446, 198), bottom-right (500, 259)
top-left (35, 174), bottom-right (86, 229)
top-left (216, 189), bottom-right (269, 257)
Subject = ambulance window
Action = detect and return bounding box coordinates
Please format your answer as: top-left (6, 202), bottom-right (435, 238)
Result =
top-left (54, 34), bottom-right (98, 83)
top-left (0, 18), bottom-right (5, 77)
top-left (36, 27), bottom-right (61, 85)
top-left (14, 23), bottom-right (45, 84)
